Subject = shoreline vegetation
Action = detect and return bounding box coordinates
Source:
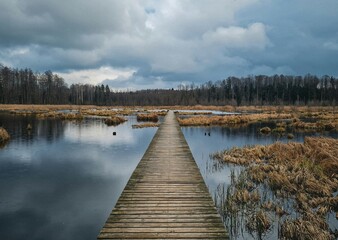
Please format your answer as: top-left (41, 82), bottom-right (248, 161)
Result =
top-left (1, 104), bottom-right (337, 238)
top-left (132, 123), bottom-right (160, 129)
top-left (0, 127), bottom-right (10, 146)
top-left (136, 113), bottom-right (159, 122)
top-left (0, 104), bottom-right (336, 114)
top-left (104, 116), bottom-right (127, 126)
top-left (0, 104), bottom-right (336, 132)
top-left (212, 137), bottom-right (338, 239)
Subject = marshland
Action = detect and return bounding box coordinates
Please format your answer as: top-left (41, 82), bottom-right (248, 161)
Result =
top-left (0, 105), bottom-right (337, 239)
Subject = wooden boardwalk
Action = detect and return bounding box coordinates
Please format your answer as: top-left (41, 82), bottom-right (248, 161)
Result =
top-left (98, 111), bottom-right (228, 239)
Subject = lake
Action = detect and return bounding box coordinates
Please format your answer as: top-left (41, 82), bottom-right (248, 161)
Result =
top-left (0, 112), bottom-right (337, 240)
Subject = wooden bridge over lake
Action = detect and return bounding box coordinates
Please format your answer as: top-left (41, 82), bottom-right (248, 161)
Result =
top-left (98, 111), bottom-right (228, 239)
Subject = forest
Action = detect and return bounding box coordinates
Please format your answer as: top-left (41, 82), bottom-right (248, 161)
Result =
top-left (0, 64), bottom-right (337, 106)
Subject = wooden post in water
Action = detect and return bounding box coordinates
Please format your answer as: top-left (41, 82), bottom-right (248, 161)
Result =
top-left (98, 111), bottom-right (228, 239)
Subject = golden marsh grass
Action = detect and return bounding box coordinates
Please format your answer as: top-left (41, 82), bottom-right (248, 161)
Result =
top-left (104, 116), bottom-right (127, 126)
top-left (212, 137), bottom-right (338, 239)
top-left (0, 127), bottom-right (10, 144)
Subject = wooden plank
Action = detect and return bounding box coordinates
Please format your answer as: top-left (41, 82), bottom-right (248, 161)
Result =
top-left (97, 111), bottom-right (228, 239)
top-left (98, 232), bottom-right (228, 239)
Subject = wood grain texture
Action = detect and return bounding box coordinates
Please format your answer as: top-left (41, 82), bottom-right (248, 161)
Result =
top-left (97, 111), bottom-right (228, 239)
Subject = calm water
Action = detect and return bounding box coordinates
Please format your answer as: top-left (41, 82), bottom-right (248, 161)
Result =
top-left (0, 113), bottom-right (337, 240)
top-left (0, 113), bottom-right (156, 240)
top-left (182, 123), bottom-right (338, 240)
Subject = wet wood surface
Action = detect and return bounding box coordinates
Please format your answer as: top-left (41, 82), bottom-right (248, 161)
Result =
top-left (97, 111), bottom-right (228, 239)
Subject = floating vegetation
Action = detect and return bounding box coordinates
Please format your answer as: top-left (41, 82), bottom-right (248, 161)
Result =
top-left (10, 110), bottom-right (37, 115)
top-left (271, 126), bottom-right (286, 133)
top-left (280, 212), bottom-right (332, 240)
top-left (212, 137), bottom-right (338, 239)
top-left (104, 116), bottom-right (127, 126)
top-left (289, 116), bottom-right (338, 132)
top-left (246, 210), bottom-right (271, 237)
top-left (36, 111), bottom-right (84, 120)
top-left (177, 111), bottom-right (213, 115)
top-left (0, 127), bottom-right (10, 145)
top-left (287, 133), bottom-right (294, 139)
top-left (152, 110), bottom-right (168, 116)
top-left (260, 127), bottom-right (271, 134)
top-left (132, 123), bottom-right (160, 129)
top-left (82, 108), bottom-right (135, 116)
top-left (137, 113), bottom-right (159, 122)
top-left (82, 109), bottom-right (116, 116)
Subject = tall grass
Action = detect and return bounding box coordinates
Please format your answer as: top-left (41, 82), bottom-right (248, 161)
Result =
top-left (104, 116), bottom-right (127, 126)
top-left (0, 127), bottom-right (10, 145)
top-left (132, 123), bottom-right (159, 128)
top-left (136, 113), bottom-right (159, 122)
top-left (212, 137), bottom-right (338, 239)
top-left (177, 113), bottom-right (292, 126)
top-left (36, 112), bottom-right (84, 120)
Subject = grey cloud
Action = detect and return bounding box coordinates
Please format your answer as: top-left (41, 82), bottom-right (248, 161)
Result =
top-left (0, 0), bottom-right (337, 89)
top-left (0, 0), bottom-right (147, 49)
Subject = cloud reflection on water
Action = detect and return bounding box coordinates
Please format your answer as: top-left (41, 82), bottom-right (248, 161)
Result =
top-left (0, 114), bottom-right (156, 240)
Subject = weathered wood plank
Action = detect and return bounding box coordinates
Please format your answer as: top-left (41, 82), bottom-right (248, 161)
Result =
top-left (97, 111), bottom-right (228, 239)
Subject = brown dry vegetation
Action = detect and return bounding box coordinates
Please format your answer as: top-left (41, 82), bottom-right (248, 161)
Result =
top-left (136, 113), bottom-right (159, 122)
top-left (132, 123), bottom-right (160, 129)
top-left (104, 116), bottom-right (127, 126)
top-left (0, 127), bottom-right (10, 145)
top-left (0, 104), bottom-right (335, 113)
top-left (291, 118), bottom-right (337, 131)
top-left (176, 111), bottom-right (213, 115)
top-left (260, 127), bottom-right (271, 134)
top-left (213, 137), bottom-right (338, 239)
top-left (36, 112), bottom-right (84, 120)
top-left (82, 108), bottom-right (136, 116)
top-left (177, 113), bottom-right (292, 126)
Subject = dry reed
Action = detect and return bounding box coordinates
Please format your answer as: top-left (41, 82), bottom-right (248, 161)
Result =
top-left (36, 111), bottom-right (83, 120)
top-left (104, 116), bottom-right (127, 126)
top-left (136, 113), bottom-right (159, 122)
top-left (178, 113), bottom-right (292, 126)
top-left (132, 123), bottom-right (160, 128)
top-left (0, 127), bottom-right (10, 144)
top-left (212, 136), bottom-right (338, 239)
top-left (260, 127), bottom-right (271, 134)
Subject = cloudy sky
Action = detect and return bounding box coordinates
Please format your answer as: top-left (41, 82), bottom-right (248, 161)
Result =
top-left (0, 0), bottom-right (337, 90)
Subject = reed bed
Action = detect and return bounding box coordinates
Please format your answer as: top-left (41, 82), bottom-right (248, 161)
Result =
top-left (177, 113), bottom-right (292, 126)
top-left (291, 119), bottom-right (337, 131)
top-left (177, 111), bottom-right (213, 115)
top-left (1, 104), bottom-right (335, 113)
top-left (260, 127), bottom-right (271, 134)
top-left (36, 111), bottom-right (84, 120)
top-left (0, 127), bottom-right (10, 144)
top-left (212, 137), bottom-right (338, 239)
top-left (104, 116), bottom-right (127, 126)
top-left (80, 108), bottom-right (136, 116)
top-left (136, 113), bottom-right (159, 122)
top-left (132, 123), bottom-right (160, 129)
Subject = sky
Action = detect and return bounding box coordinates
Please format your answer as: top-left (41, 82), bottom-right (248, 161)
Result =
top-left (0, 0), bottom-right (337, 90)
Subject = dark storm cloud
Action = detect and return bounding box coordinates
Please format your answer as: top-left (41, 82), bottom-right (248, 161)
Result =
top-left (0, 0), bottom-right (337, 89)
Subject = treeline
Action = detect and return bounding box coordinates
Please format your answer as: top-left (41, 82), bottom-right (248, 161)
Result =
top-left (0, 64), bottom-right (337, 106)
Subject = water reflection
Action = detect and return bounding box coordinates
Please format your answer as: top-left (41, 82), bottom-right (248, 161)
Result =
top-left (182, 123), bottom-right (338, 240)
top-left (0, 114), bottom-right (156, 240)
